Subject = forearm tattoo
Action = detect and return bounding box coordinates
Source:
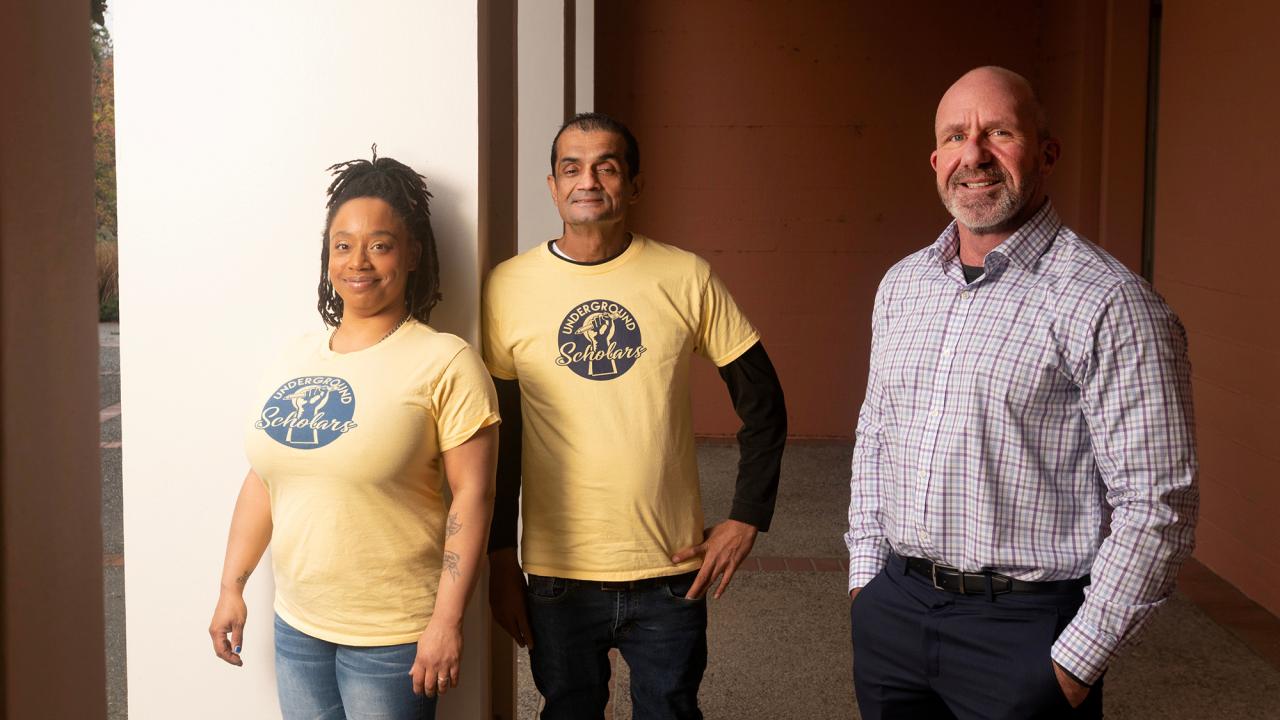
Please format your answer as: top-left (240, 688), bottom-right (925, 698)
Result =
top-left (235, 570), bottom-right (251, 586)
top-left (443, 551), bottom-right (461, 581)
top-left (446, 512), bottom-right (462, 538)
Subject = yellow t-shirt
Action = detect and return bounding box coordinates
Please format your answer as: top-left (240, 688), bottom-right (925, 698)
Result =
top-left (482, 235), bottom-right (759, 580)
top-left (244, 320), bottom-right (499, 646)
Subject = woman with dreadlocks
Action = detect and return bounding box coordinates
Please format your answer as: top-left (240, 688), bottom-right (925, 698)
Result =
top-left (209, 148), bottom-right (499, 718)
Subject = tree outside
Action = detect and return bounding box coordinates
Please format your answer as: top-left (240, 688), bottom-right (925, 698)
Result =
top-left (94, 18), bottom-right (118, 320)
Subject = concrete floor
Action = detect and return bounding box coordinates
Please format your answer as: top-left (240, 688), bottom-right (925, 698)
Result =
top-left (100, 322), bottom-right (127, 720)
top-left (511, 442), bottom-right (1280, 718)
top-left (100, 326), bottom-right (1280, 719)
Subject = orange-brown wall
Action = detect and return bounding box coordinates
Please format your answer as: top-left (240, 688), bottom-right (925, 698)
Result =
top-left (1154, 1), bottom-right (1280, 616)
top-left (595, 1), bottom-right (1133, 437)
top-left (1, 0), bottom-right (107, 715)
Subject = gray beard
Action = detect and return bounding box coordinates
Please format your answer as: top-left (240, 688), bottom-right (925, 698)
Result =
top-left (940, 181), bottom-right (1027, 235)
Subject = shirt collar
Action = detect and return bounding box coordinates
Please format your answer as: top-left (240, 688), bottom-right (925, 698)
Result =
top-left (928, 199), bottom-right (1061, 273)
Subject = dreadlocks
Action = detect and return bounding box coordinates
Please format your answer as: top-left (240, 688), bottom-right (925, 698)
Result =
top-left (317, 145), bottom-right (442, 327)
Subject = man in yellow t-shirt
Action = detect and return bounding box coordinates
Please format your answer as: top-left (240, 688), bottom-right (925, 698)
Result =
top-left (483, 113), bottom-right (787, 718)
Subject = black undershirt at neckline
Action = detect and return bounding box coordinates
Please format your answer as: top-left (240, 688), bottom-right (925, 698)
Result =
top-left (961, 263), bottom-right (984, 283)
top-left (546, 236), bottom-right (632, 266)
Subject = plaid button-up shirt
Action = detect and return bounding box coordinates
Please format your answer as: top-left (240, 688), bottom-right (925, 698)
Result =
top-left (845, 201), bottom-right (1198, 684)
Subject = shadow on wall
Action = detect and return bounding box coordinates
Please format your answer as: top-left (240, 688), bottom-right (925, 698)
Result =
top-left (594, 0), bottom-right (1131, 439)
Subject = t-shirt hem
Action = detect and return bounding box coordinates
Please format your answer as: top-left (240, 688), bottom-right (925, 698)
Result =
top-left (709, 331), bottom-right (761, 368)
top-left (485, 363), bottom-right (517, 381)
top-left (522, 559), bottom-right (702, 581)
top-left (274, 600), bottom-right (424, 647)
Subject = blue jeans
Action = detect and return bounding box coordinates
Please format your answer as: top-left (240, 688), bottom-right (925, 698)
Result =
top-left (274, 614), bottom-right (436, 720)
top-left (526, 571), bottom-right (707, 719)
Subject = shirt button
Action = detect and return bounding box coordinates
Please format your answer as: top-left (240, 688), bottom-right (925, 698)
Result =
top-left (930, 409), bottom-right (940, 417)
top-left (941, 348), bottom-right (953, 357)
top-left (919, 529), bottom-right (931, 542)
top-left (917, 469), bottom-right (927, 479)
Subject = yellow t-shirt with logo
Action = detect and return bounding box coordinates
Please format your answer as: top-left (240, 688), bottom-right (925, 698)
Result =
top-left (482, 235), bottom-right (759, 580)
top-left (244, 320), bottom-right (499, 646)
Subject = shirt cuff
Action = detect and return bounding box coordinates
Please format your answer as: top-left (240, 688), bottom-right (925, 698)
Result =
top-left (729, 498), bottom-right (774, 532)
top-left (847, 545), bottom-right (888, 592)
top-left (1050, 617), bottom-right (1119, 686)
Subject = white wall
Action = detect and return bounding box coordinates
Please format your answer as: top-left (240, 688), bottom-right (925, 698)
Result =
top-left (115, 2), bottom-right (487, 717)
top-left (517, 1), bottom-right (567, 252)
top-left (515, 1), bottom-right (596, 253)
top-left (576, 0), bottom-right (595, 114)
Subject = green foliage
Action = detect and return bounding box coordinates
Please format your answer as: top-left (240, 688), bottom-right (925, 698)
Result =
top-left (93, 21), bottom-right (118, 320)
top-left (93, 24), bottom-right (116, 243)
top-left (97, 240), bottom-right (119, 321)
top-left (100, 295), bottom-right (120, 322)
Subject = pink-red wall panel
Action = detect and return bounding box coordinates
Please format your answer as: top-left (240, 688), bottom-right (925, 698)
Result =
top-left (1154, 0), bottom-right (1280, 616)
top-left (595, 1), bottom-right (1115, 437)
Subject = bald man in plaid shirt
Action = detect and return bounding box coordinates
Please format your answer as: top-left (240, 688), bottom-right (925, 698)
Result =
top-left (845, 66), bottom-right (1198, 719)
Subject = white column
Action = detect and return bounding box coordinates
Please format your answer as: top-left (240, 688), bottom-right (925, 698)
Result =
top-left (115, 2), bottom-right (487, 717)
top-left (576, 0), bottom-right (595, 113)
top-left (517, 0), bottom-right (567, 252)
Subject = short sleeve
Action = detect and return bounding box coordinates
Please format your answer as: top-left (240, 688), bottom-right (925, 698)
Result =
top-left (433, 345), bottom-right (501, 452)
top-left (697, 267), bottom-right (760, 367)
top-left (481, 275), bottom-right (517, 380)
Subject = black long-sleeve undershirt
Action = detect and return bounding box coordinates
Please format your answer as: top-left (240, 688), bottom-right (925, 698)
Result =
top-left (487, 340), bottom-right (787, 553)
top-left (488, 375), bottom-right (523, 553)
top-left (716, 341), bottom-right (787, 529)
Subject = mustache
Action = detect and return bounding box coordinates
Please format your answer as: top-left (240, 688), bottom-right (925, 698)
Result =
top-left (950, 169), bottom-right (1007, 186)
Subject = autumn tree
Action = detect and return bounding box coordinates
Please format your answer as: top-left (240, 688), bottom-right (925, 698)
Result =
top-left (93, 7), bottom-right (118, 319)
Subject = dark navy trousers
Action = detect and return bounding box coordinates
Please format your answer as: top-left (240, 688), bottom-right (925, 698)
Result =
top-left (851, 554), bottom-right (1103, 720)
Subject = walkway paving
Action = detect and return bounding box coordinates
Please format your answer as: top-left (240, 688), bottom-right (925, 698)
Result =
top-left (514, 442), bottom-right (1280, 717)
top-left (100, 321), bottom-right (127, 720)
top-left (99, 324), bottom-right (1280, 718)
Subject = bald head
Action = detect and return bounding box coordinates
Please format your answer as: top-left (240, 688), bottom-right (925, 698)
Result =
top-left (929, 65), bottom-right (1061, 241)
top-left (936, 66), bottom-right (1049, 141)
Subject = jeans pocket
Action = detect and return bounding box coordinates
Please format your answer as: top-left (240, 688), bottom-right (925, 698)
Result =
top-left (662, 572), bottom-right (705, 603)
top-left (526, 574), bottom-right (569, 603)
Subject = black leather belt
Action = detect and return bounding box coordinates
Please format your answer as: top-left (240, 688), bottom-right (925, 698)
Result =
top-left (903, 556), bottom-right (1089, 595)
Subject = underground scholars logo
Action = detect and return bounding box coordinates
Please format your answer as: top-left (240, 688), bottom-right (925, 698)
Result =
top-left (255, 376), bottom-right (357, 449)
top-left (555, 299), bottom-right (647, 380)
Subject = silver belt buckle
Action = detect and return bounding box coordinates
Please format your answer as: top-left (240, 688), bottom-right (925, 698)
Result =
top-left (931, 562), bottom-right (965, 594)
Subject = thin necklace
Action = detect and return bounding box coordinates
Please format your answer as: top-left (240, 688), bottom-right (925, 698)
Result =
top-left (329, 314), bottom-right (410, 352)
